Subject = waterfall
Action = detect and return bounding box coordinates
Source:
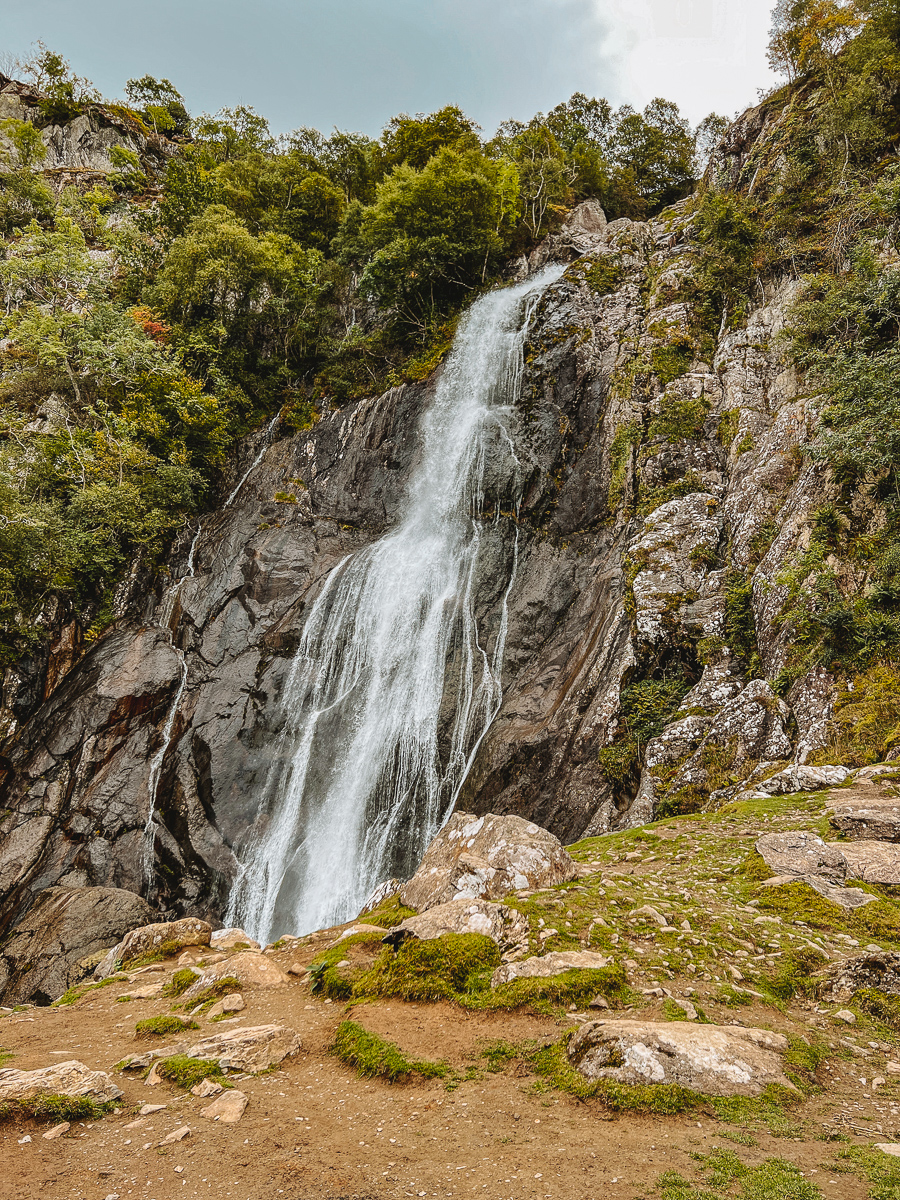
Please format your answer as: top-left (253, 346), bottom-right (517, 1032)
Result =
top-left (228, 266), bottom-right (563, 944)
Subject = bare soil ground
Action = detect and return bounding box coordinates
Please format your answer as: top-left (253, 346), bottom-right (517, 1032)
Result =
top-left (2, 787), bottom-right (897, 1200)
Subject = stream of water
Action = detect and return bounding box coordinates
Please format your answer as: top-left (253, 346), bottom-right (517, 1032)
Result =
top-left (228, 267), bottom-right (562, 943)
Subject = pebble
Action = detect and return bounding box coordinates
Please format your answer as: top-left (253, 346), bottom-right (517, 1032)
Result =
top-left (161, 1126), bottom-right (191, 1144)
top-left (18, 1135), bottom-right (31, 1144)
top-left (41, 1122), bottom-right (70, 1140)
top-left (140, 1103), bottom-right (167, 1115)
top-left (834, 1009), bottom-right (857, 1025)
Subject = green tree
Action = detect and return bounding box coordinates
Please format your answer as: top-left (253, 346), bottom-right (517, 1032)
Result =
top-left (380, 106), bottom-right (481, 170)
top-left (0, 117), bottom-right (54, 231)
top-left (124, 75), bottom-right (190, 137)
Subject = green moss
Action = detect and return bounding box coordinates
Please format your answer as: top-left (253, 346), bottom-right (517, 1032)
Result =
top-left (162, 968), bottom-right (200, 999)
top-left (468, 962), bottom-right (634, 1013)
top-left (153, 1055), bottom-right (226, 1090)
top-left (357, 895), bottom-right (416, 928)
top-left (716, 409), bottom-right (740, 447)
top-left (756, 879), bottom-right (900, 945)
top-left (567, 255), bottom-right (624, 296)
top-left (853, 986), bottom-right (900, 1031)
top-left (608, 420), bottom-right (641, 513)
top-left (817, 663), bottom-right (900, 767)
top-left (308, 931), bottom-right (390, 1000)
top-left (638, 470), bottom-right (705, 516)
top-left (353, 934), bottom-right (500, 1004)
top-left (0, 1094), bottom-right (114, 1124)
top-left (529, 1036), bottom-right (700, 1112)
top-left (724, 570), bottom-right (763, 678)
top-left (827, 1144), bottom-right (900, 1200)
top-left (331, 1021), bottom-right (449, 1082)
top-left (124, 938), bottom-right (189, 969)
top-left (134, 1015), bottom-right (199, 1039)
top-left (598, 676), bottom-right (692, 790)
top-left (52, 975), bottom-right (127, 1007)
top-left (656, 1152), bottom-right (823, 1200)
top-left (736, 432), bottom-right (755, 455)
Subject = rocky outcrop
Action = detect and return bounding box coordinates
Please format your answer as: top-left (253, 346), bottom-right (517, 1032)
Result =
top-left (567, 1020), bottom-right (794, 1097)
top-left (819, 951), bottom-right (900, 1002)
top-left (399, 813), bottom-right (576, 912)
top-left (0, 1060), bottom-right (122, 1103)
top-left (94, 917), bottom-right (211, 980)
top-left (491, 950), bottom-right (610, 988)
top-left (756, 832), bottom-right (848, 883)
top-left (384, 898), bottom-right (528, 956)
top-left (181, 951), bottom-right (289, 998)
top-left (185, 1025), bottom-right (301, 1073)
top-left (0, 885), bottom-right (153, 1005)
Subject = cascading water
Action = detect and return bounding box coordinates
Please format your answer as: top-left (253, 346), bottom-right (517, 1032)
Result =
top-left (228, 266), bottom-right (563, 944)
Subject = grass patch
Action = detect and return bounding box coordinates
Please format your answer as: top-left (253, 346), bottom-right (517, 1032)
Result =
top-left (178, 976), bottom-right (242, 1015)
top-left (134, 1015), bottom-right (199, 1039)
top-left (162, 968), bottom-right (200, 999)
top-left (466, 963), bottom-right (634, 1014)
top-left (332, 1021), bottom-right (449, 1083)
top-left (0, 1094), bottom-right (114, 1124)
top-left (337, 933), bottom-right (500, 1004)
top-left (656, 1150), bottom-right (823, 1200)
top-left (52, 975), bottom-right (127, 1007)
top-left (756, 879), bottom-right (900, 946)
top-left (854, 986), bottom-right (900, 1031)
top-left (828, 1144), bottom-right (900, 1199)
top-left (124, 938), bottom-right (192, 970)
top-left (0, 1048), bottom-right (12, 1066)
top-left (153, 1055), bottom-right (226, 1090)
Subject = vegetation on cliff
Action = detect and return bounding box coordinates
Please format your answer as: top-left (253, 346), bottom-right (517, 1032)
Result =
top-left (0, 43), bottom-right (718, 664)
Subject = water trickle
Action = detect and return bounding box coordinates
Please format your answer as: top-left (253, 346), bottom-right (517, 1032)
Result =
top-left (228, 266), bottom-right (563, 943)
top-left (142, 413), bottom-right (281, 896)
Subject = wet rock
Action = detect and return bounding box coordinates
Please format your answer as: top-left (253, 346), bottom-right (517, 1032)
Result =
top-left (181, 951), bottom-right (289, 1000)
top-left (0, 885), bottom-right (153, 1005)
top-left (567, 1020), bottom-right (793, 1096)
top-left (819, 951), bottom-right (900, 1002)
top-left (0, 1060), bottom-right (122, 1103)
top-left (400, 812), bottom-right (577, 912)
top-left (833, 841), bottom-right (900, 885)
top-left (209, 929), bottom-right (260, 951)
top-left (755, 831), bottom-right (847, 883)
top-left (359, 879), bottom-right (402, 915)
top-left (186, 1025), bottom-right (301, 1073)
top-left (95, 918), bottom-right (211, 980)
top-left (200, 1089), bottom-right (248, 1123)
top-left (384, 898), bottom-right (528, 956)
top-left (491, 950), bottom-right (611, 988)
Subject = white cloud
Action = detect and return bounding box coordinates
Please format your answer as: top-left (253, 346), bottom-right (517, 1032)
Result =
top-left (598, 0), bottom-right (779, 123)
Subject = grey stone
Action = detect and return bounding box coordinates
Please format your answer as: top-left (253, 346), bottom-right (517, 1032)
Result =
top-left (491, 951), bottom-right (611, 988)
top-left (567, 1020), bottom-right (793, 1096)
top-left (755, 831), bottom-right (847, 883)
top-left (0, 885), bottom-right (153, 1005)
top-left (186, 1024), bottom-right (301, 1073)
top-left (95, 918), bottom-right (211, 980)
top-left (400, 812), bottom-right (577, 912)
top-left (384, 898), bottom-right (528, 956)
top-left (832, 841), bottom-right (900, 885)
top-left (0, 1060), bottom-right (122, 1103)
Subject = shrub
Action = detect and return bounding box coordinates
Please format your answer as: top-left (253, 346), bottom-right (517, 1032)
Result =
top-left (153, 1055), bottom-right (225, 1090)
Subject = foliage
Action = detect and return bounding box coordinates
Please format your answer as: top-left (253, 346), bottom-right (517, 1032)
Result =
top-left (352, 933), bottom-right (500, 1003)
top-left (598, 676), bottom-right (693, 790)
top-left (162, 968), bottom-right (200, 998)
top-left (124, 75), bottom-right (190, 137)
top-left (331, 1020), bottom-right (449, 1082)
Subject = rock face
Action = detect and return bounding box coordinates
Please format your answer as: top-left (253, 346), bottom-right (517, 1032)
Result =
top-left (0, 1060), bottom-right (122, 1103)
top-left (384, 898), bottom-right (528, 956)
top-left (0, 885), bottom-right (153, 1005)
top-left (756, 832), bottom-right (847, 883)
top-left (400, 813), bottom-right (577, 912)
top-left (567, 1020), bottom-right (793, 1096)
top-left (0, 110), bottom-right (870, 933)
top-left (94, 918), bottom-right (211, 980)
top-left (819, 952), bottom-right (900, 1002)
top-left (835, 841), bottom-right (900, 885)
top-left (186, 1025), bottom-right (301, 1073)
top-left (491, 950), bottom-right (610, 988)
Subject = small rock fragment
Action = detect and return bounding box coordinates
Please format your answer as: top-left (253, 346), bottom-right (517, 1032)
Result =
top-left (833, 1009), bottom-right (856, 1024)
top-left (200, 1089), bottom-right (248, 1123)
top-left (875, 1144), bottom-right (900, 1158)
top-left (139, 1103), bottom-right (167, 1115)
top-left (42, 1123), bottom-right (69, 1140)
top-left (190, 1078), bottom-right (222, 1098)
top-left (205, 993), bottom-right (245, 1021)
top-left (672, 998), bottom-right (698, 1021)
top-left (161, 1126), bottom-right (190, 1144)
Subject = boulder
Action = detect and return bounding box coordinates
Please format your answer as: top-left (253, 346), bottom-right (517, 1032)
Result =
top-left (818, 951), bottom-right (900, 1002)
top-left (200, 1089), bottom-right (248, 1123)
top-left (753, 765), bottom-right (851, 795)
top-left (491, 951), bottom-right (611, 988)
top-left (755, 831), bottom-right (846, 883)
top-left (383, 898), bottom-right (528, 955)
top-left (757, 874), bottom-right (874, 909)
top-left (0, 885), bottom-right (154, 1005)
top-left (830, 803), bottom-right (900, 842)
top-left (567, 1020), bottom-right (793, 1097)
top-left (400, 813), bottom-right (576, 913)
top-left (209, 928), bottom-right (260, 952)
top-left (186, 1025), bottom-right (301, 1073)
top-left (206, 993), bottom-right (245, 1020)
top-left (833, 841), bottom-right (900, 885)
top-left (181, 951), bottom-right (289, 1000)
top-left (0, 1060), bottom-right (122, 1103)
top-left (359, 878), bottom-right (402, 915)
top-left (95, 918), bottom-right (212, 980)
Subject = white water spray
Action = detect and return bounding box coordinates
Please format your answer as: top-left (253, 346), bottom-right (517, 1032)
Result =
top-left (228, 267), bottom-right (562, 943)
top-left (142, 414), bottom-right (281, 895)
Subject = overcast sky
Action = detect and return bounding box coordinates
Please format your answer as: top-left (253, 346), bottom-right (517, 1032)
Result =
top-left (4, 0), bottom-right (779, 136)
